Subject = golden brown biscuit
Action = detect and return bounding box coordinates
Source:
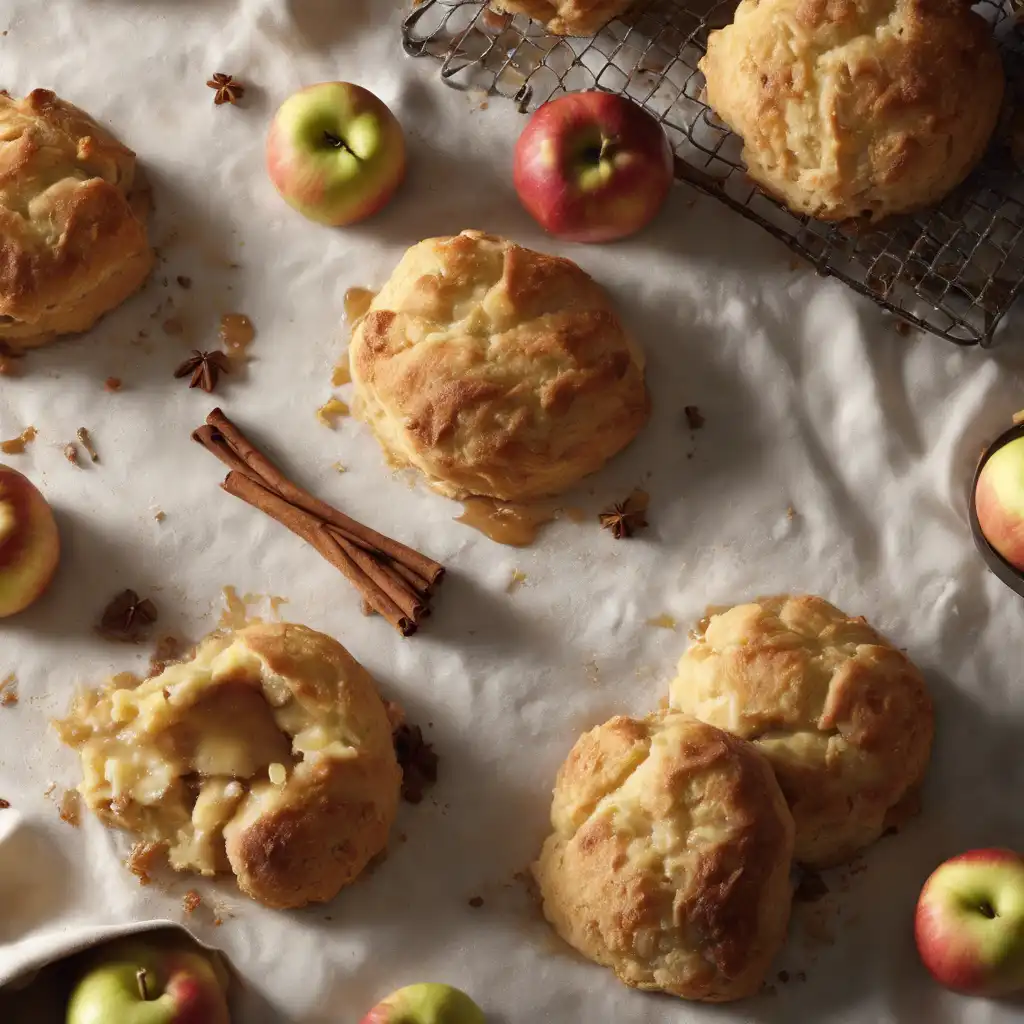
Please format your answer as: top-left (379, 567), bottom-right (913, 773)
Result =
top-left (533, 711), bottom-right (795, 1002)
top-left (669, 595), bottom-right (933, 867)
top-left (55, 623), bottom-right (401, 909)
top-left (347, 230), bottom-right (649, 502)
top-left (0, 89), bottom-right (154, 350)
top-left (699, 0), bottom-right (1004, 222)
top-left (490, 0), bottom-right (632, 35)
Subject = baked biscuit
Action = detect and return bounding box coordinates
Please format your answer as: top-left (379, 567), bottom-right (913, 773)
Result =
top-left (55, 623), bottom-right (401, 910)
top-left (533, 711), bottom-right (795, 1002)
top-left (669, 595), bottom-right (933, 867)
top-left (0, 89), bottom-right (154, 350)
top-left (491, 0), bottom-right (632, 35)
top-left (699, 0), bottom-right (1004, 221)
top-left (347, 230), bottom-right (649, 502)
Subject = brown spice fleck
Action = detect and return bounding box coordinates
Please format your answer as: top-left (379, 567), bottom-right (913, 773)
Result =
top-left (684, 406), bottom-right (705, 430)
top-left (778, 970), bottom-right (790, 983)
top-left (183, 890), bottom-right (202, 915)
top-left (894, 320), bottom-right (912, 337)
top-left (153, 510), bottom-right (166, 523)
top-left (1, 426), bottom-right (37, 455)
top-left (98, 589), bottom-right (158, 643)
top-left (795, 869), bottom-right (829, 903)
top-left (393, 723), bottom-right (439, 804)
top-left (174, 350), bottom-right (230, 394)
top-left (599, 488), bottom-right (650, 539)
top-left (0, 799), bottom-right (9, 809)
top-left (468, 896), bottom-right (484, 908)
top-left (207, 72), bottom-right (245, 106)
top-left (213, 917), bottom-right (223, 926)
top-left (127, 840), bottom-right (164, 886)
top-left (77, 427), bottom-right (99, 463)
top-left (58, 789), bottom-right (81, 826)
top-left (104, 377), bottom-right (123, 392)
top-left (63, 443), bottom-right (79, 466)
top-left (176, 276), bottom-right (192, 290)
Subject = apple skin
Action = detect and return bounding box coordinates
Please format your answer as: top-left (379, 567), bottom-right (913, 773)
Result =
top-left (976, 437), bottom-right (1024, 572)
top-left (66, 940), bottom-right (231, 1024)
top-left (266, 82), bottom-right (406, 227)
top-left (360, 983), bottom-right (485, 1024)
top-left (513, 91), bottom-right (674, 243)
top-left (0, 463), bottom-right (60, 618)
top-left (914, 847), bottom-right (1024, 997)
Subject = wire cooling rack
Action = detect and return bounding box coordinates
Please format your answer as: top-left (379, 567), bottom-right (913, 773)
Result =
top-left (403, 0), bottom-right (1024, 346)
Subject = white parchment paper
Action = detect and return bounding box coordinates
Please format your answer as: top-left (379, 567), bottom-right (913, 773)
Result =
top-left (2, 1), bottom-right (1024, 1021)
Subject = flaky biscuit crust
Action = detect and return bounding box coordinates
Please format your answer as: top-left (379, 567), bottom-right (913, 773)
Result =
top-left (700, 0), bottom-right (1004, 222)
top-left (55, 623), bottom-right (401, 910)
top-left (670, 595), bottom-right (934, 866)
top-left (0, 89), bottom-right (154, 350)
top-left (491, 0), bottom-right (632, 35)
top-left (533, 712), bottom-right (795, 1002)
top-left (348, 230), bottom-right (649, 501)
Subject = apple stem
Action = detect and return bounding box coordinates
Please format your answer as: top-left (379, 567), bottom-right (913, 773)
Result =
top-left (323, 130), bottom-right (358, 159)
top-left (600, 136), bottom-right (618, 160)
top-left (137, 968), bottom-right (150, 1001)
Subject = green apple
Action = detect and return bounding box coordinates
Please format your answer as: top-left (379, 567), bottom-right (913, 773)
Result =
top-left (66, 939), bottom-right (230, 1024)
top-left (360, 983), bottom-right (485, 1024)
top-left (0, 463), bottom-right (60, 618)
top-left (975, 436), bottom-right (1024, 571)
top-left (266, 82), bottom-right (406, 226)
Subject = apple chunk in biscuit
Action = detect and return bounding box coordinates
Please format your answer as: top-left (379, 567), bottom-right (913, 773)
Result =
top-left (0, 464), bottom-right (60, 618)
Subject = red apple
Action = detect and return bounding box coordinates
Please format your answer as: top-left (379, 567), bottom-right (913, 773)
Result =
top-left (266, 82), bottom-right (406, 227)
top-left (66, 939), bottom-right (231, 1024)
top-left (513, 91), bottom-right (673, 243)
top-left (975, 436), bottom-right (1024, 571)
top-left (360, 983), bottom-right (485, 1024)
top-left (915, 848), bottom-right (1024, 996)
top-left (0, 463), bottom-right (59, 617)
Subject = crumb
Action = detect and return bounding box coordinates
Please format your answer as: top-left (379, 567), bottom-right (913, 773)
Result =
top-left (645, 614), bottom-right (677, 630)
top-left (468, 896), bottom-right (484, 908)
top-left (126, 840), bottom-right (164, 885)
top-left (58, 789), bottom-right (81, 826)
top-left (0, 672), bottom-right (17, 706)
top-left (182, 890), bottom-right (202, 915)
top-left (153, 510), bottom-right (166, 522)
top-left (894, 320), bottom-right (912, 337)
top-left (0, 798), bottom-right (9, 809)
top-left (786, 506), bottom-right (797, 520)
top-left (332, 462), bottom-right (346, 473)
top-left (507, 568), bottom-right (527, 593)
top-left (77, 427), bottom-right (99, 463)
top-left (316, 397), bottom-right (350, 428)
top-left (43, 781), bottom-right (57, 798)
top-left (213, 918), bottom-right (223, 926)
top-left (393, 723), bottom-right (439, 804)
top-left (63, 443), bottom-right (80, 466)
top-left (1, 426), bottom-right (37, 455)
top-left (684, 406), bottom-right (705, 430)
top-left (479, 101), bottom-right (489, 110)
top-left (104, 377), bottom-right (123, 392)
top-left (778, 970), bottom-right (790, 983)
top-left (795, 869), bottom-right (829, 903)
top-left (176, 275), bottom-right (192, 289)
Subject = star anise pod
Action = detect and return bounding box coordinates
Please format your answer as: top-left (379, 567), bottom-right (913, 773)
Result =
top-left (599, 490), bottom-right (650, 540)
top-left (207, 73), bottom-right (244, 106)
top-left (174, 350), bottom-right (230, 393)
top-left (99, 590), bottom-right (158, 643)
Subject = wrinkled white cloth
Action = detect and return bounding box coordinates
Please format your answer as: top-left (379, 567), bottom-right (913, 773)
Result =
top-left (2, 2), bottom-right (1024, 1022)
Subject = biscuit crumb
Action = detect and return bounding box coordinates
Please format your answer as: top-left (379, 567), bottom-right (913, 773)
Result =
top-left (105, 377), bottom-right (123, 392)
top-left (177, 275), bottom-right (192, 289)
top-left (468, 896), bottom-right (484, 908)
top-left (127, 840), bottom-right (164, 886)
top-left (786, 506), bottom-right (797, 520)
top-left (507, 568), bottom-right (527, 593)
top-left (153, 509), bottom-right (166, 522)
top-left (58, 790), bottom-right (81, 826)
top-left (183, 890), bottom-right (202, 915)
top-left (43, 781), bottom-right (57, 798)
top-left (316, 397), bottom-right (349, 428)
top-left (63, 443), bottom-right (80, 466)
top-left (0, 672), bottom-right (17, 706)
top-left (0, 798), bottom-right (10, 809)
top-left (894, 320), bottom-right (912, 337)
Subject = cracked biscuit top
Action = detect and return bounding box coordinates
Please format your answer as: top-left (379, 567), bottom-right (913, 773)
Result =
top-left (533, 711), bottom-right (795, 1002)
top-left (0, 89), bottom-right (154, 350)
top-left (347, 230), bottom-right (649, 502)
top-left (670, 594), bottom-right (934, 866)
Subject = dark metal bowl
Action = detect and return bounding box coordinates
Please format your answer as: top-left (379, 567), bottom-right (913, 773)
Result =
top-left (969, 421), bottom-right (1024, 598)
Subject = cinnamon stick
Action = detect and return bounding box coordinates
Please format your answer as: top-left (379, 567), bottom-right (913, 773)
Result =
top-left (222, 472), bottom-right (416, 637)
top-left (203, 409), bottom-right (444, 586)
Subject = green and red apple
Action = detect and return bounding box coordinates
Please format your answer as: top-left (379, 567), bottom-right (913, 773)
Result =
top-left (915, 848), bottom-right (1024, 996)
top-left (513, 91), bottom-right (673, 243)
top-left (360, 983), bottom-right (485, 1024)
top-left (0, 463), bottom-right (60, 617)
top-left (266, 82), bottom-right (406, 227)
top-left (66, 939), bottom-right (230, 1024)
top-left (975, 436), bottom-right (1024, 572)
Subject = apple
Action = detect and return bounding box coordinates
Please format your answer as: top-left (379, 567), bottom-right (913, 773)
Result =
top-left (914, 848), bottom-right (1024, 996)
top-left (0, 463), bottom-right (60, 618)
top-left (975, 436), bottom-right (1024, 571)
top-left (513, 91), bottom-right (674, 243)
top-left (66, 939), bottom-right (230, 1024)
top-left (360, 983), bottom-right (485, 1024)
top-left (266, 82), bottom-right (406, 227)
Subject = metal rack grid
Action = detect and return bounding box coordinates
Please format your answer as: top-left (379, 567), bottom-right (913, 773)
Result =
top-left (403, 0), bottom-right (1024, 346)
